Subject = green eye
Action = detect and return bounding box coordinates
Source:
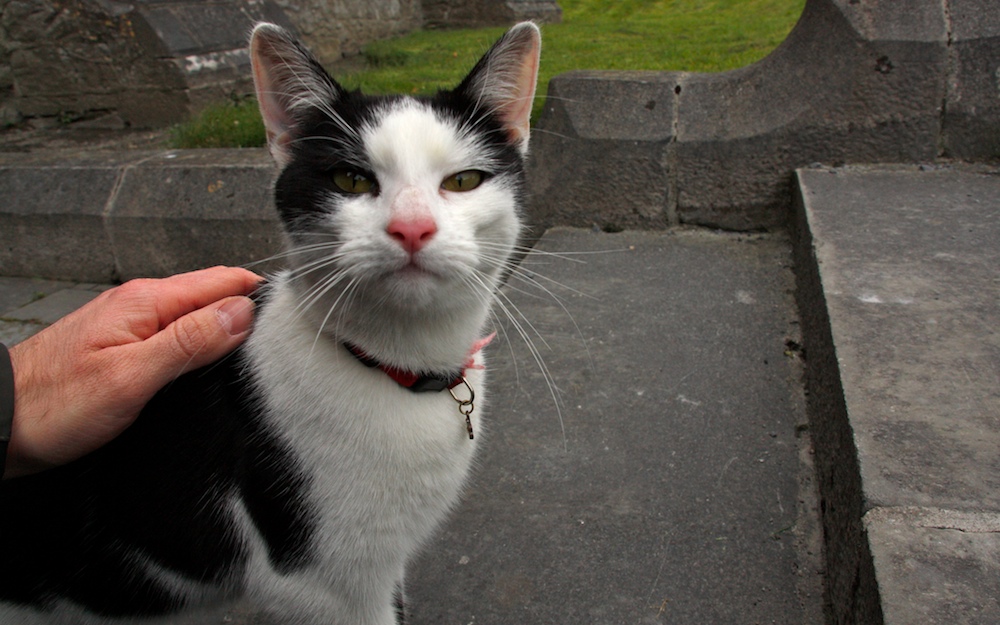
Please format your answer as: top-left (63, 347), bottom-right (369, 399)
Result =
top-left (442, 170), bottom-right (485, 193)
top-left (333, 170), bottom-right (375, 194)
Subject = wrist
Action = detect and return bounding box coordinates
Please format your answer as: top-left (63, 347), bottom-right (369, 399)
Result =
top-left (2, 340), bottom-right (57, 479)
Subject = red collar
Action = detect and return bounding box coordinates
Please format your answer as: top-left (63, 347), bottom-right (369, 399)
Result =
top-left (344, 334), bottom-right (494, 393)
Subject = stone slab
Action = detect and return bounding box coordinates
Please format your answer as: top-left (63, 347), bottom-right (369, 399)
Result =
top-left (794, 163), bottom-right (1000, 625)
top-left (3, 286), bottom-right (105, 325)
top-left (0, 277), bottom-right (90, 347)
top-left (798, 164), bottom-right (1000, 512)
top-left (0, 149), bottom-right (285, 282)
top-left (0, 160), bottom-right (122, 282)
top-left (0, 277), bottom-right (74, 316)
top-left (0, 228), bottom-right (825, 624)
top-left (865, 507), bottom-right (1000, 625)
top-left (108, 149), bottom-right (283, 279)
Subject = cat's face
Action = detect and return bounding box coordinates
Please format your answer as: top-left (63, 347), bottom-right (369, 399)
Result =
top-left (251, 23), bottom-right (540, 337)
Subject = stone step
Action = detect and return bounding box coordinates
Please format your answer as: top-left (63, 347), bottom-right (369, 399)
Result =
top-left (793, 163), bottom-right (1000, 625)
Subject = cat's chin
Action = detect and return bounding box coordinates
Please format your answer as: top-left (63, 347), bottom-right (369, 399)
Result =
top-left (379, 266), bottom-right (449, 310)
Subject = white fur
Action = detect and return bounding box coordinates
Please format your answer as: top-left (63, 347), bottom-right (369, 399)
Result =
top-left (239, 281), bottom-right (486, 625)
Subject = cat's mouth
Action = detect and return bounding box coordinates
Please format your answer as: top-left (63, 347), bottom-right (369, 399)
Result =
top-left (387, 259), bottom-right (443, 285)
top-left (394, 256), bottom-right (441, 277)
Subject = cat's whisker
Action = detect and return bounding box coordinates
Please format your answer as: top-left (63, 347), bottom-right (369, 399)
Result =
top-left (529, 126), bottom-right (574, 140)
top-left (310, 274), bottom-right (361, 357)
top-left (467, 270), bottom-right (568, 449)
top-left (475, 248), bottom-right (597, 304)
top-left (293, 264), bottom-right (351, 320)
top-left (243, 240), bottom-right (343, 271)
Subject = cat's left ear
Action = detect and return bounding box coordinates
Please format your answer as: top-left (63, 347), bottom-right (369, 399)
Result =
top-left (457, 22), bottom-right (541, 155)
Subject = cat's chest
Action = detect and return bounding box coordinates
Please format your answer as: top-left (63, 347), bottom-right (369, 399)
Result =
top-left (244, 284), bottom-right (483, 514)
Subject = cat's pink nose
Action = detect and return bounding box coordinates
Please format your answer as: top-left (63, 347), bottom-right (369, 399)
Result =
top-left (387, 217), bottom-right (438, 254)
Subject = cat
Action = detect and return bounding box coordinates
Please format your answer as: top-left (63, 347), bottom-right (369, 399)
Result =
top-left (0, 20), bottom-right (541, 625)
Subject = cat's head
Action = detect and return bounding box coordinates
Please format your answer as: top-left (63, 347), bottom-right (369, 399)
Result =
top-left (250, 22), bottom-right (540, 361)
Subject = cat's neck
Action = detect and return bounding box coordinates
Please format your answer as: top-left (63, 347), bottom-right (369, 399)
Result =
top-left (270, 272), bottom-right (491, 375)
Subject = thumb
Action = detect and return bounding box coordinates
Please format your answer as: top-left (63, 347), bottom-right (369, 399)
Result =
top-left (147, 296), bottom-right (255, 381)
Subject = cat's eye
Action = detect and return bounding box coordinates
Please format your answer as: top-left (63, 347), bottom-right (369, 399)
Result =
top-left (333, 170), bottom-right (375, 194)
top-left (442, 170), bottom-right (485, 193)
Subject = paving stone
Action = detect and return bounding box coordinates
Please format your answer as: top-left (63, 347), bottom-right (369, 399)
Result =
top-left (4, 288), bottom-right (104, 325)
top-left (0, 277), bottom-right (74, 315)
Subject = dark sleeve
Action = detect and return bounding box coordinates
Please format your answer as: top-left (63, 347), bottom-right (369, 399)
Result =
top-left (0, 344), bottom-right (14, 480)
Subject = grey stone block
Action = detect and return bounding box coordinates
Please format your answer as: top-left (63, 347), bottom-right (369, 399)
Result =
top-left (866, 508), bottom-right (1000, 625)
top-left (527, 72), bottom-right (677, 233)
top-left (942, 0), bottom-right (1000, 159)
top-left (0, 154), bottom-right (125, 282)
top-left (108, 149), bottom-right (284, 279)
top-left (793, 163), bottom-right (1000, 625)
top-left (799, 165), bottom-right (1000, 512)
top-left (408, 228), bottom-right (824, 625)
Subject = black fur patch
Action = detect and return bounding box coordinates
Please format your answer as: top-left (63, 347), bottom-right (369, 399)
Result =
top-left (0, 349), bottom-right (316, 616)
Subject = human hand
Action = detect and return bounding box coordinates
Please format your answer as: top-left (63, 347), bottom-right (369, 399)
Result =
top-left (4, 266), bottom-right (261, 479)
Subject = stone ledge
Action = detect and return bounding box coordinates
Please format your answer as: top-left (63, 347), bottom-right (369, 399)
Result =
top-left (793, 164), bottom-right (1000, 625)
top-left (0, 148), bottom-right (283, 282)
top-left (526, 0), bottom-right (1000, 233)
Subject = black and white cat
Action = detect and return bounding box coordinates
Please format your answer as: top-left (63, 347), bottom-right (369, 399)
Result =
top-left (0, 21), bottom-right (541, 625)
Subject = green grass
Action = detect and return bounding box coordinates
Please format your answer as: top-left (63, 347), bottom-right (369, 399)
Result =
top-left (170, 0), bottom-right (805, 149)
top-left (169, 95), bottom-right (266, 149)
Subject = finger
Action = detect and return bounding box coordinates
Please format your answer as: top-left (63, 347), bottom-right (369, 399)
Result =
top-left (141, 295), bottom-right (256, 386)
top-left (150, 267), bottom-right (262, 330)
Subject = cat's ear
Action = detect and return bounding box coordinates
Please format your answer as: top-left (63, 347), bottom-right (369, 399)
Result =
top-left (457, 22), bottom-right (541, 155)
top-left (250, 23), bottom-right (343, 168)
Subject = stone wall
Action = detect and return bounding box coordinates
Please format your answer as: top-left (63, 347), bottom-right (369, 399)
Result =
top-left (526, 0), bottom-right (1000, 233)
top-left (274, 0), bottom-right (422, 65)
top-left (0, 0), bottom-right (561, 127)
top-left (0, 0), bottom-right (185, 126)
top-left (423, 0), bottom-right (561, 30)
top-left (0, 0), bottom-right (293, 127)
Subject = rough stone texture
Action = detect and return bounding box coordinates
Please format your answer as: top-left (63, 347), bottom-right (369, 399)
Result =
top-left (943, 0), bottom-right (1000, 159)
top-left (273, 0), bottom-right (421, 65)
top-left (865, 508), bottom-right (1000, 625)
top-left (527, 0), bottom-right (1000, 232)
top-left (793, 164), bottom-right (1000, 625)
top-left (0, 152), bottom-right (126, 282)
top-left (108, 149), bottom-right (283, 279)
top-left (423, 0), bottom-right (561, 30)
top-left (0, 149), bottom-right (284, 281)
top-left (404, 227), bottom-right (823, 625)
top-left (0, 0), bottom-right (293, 127)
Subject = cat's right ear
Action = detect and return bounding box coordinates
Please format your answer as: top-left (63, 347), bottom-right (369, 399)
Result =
top-left (457, 22), bottom-right (541, 155)
top-left (250, 23), bottom-right (342, 168)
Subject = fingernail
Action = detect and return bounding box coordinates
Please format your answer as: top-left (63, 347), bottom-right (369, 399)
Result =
top-left (217, 298), bottom-right (254, 336)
